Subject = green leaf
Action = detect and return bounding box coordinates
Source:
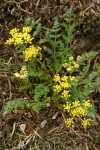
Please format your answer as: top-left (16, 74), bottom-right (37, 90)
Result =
top-left (33, 23), bottom-right (42, 37)
top-left (81, 51), bottom-right (98, 61)
top-left (34, 84), bottom-right (49, 102)
top-left (87, 106), bottom-right (96, 119)
top-left (3, 98), bottom-right (26, 115)
top-left (31, 102), bottom-right (46, 113)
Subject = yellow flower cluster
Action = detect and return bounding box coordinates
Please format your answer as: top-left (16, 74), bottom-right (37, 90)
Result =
top-left (63, 56), bottom-right (79, 72)
top-left (61, 90), bottom-right (69, 99)
top-left (5, 27), bottom-right (33, 45)
top-left (64, 100), bottom-right (92, 128)
top-left (82, 118), bottom-right (91, 128)
top-left (23, 45), bottom-right (41, 62)
top-left (14, 66), bottom-right (28, 79)
top-left (53, 74), bottom-right (60, 82)
top-left (53, 74), bottom-right (77, 99)
top-left (6, 27), bottom-right (42, 61)
top-left (53, 85), bottom-right (62, 93)
top-left (71, 107), bottom-right (86, 117)
top-left (66, 118), bottom-right (74, 128)
top-left (69, 76), bottom-right (77, 82)
top-left (53, 74), bottom-right (70, 98)
top-left (83, 99), bottom-right (92, 107)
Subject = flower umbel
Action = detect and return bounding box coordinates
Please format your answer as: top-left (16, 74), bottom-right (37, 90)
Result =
top-left (14, 66), bottom-right (28, 80)
top-left (5, 27), bottom-right (33, 45)
top-left (63, 55), bottom-right (80, 73)
top-left (53, 74), bottom-right (60, 82)
top-left (23, 45), bottom-right (41, 62)
top-left (63, 99), bottom-right (93, 128)
top-left (61, 90), bottom-right (70, 99)
top-left (66, 118), bottom-right (74, 128)
top-left (83, 100), bottom-right (92, 108)
top-left (82, 118), bottom-right (91, 128)
top-left (63, 102), bottom-right (71, 112)
top-left (53, 85), bottom-right (62, 93)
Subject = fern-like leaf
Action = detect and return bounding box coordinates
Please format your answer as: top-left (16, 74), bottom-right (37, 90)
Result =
top-left (34, 83), bottom-right (49, 102)
top-left (81, 52), bottom-right (98, 61)
top-left (3, 98), bottom-right (26, 115)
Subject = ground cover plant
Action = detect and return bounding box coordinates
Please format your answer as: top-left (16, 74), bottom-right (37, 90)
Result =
top-left (3, 9), bottom-right (99, 130)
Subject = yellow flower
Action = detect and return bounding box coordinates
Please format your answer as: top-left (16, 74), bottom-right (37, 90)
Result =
top-left (23, 45), bottom-right (41, 61)
top-left (82, 118), bottom-right (91, 128)
top-left (83, 100), bottom-right (92, 108)
top-left (14, 72), bottom-right (20, 78)
top-left (20, 66), bottom-right (28, 75)
top-left (63, 63), bottom-right (68, 68)
top-left (61, 90), bottom-right (69, 98)
top-left (22, 26), bottom-right (32, 33)
top-left (20, 66), bottom-right (28, 79)
top-left (74, 63), bottom-right (79, 68)
top-left (63, 103), bottom-right (71, 112)
top-left (61, 75), bottom-right (68, 81)
top-left (20, 74), bottom-right (28, 79)
top-left (69, 76), bottom-right (77, 81)
top-left (14, 72), bottom-right (28, 79)
top-left (14, 37), bottom-right (23, 45)
top-left (69, 56), bottom-right (74, 61)
top-left (72, 101), bottom-right (80, 108)
top-left (9, 28), bottom-right (19, 35)
top-left (23, 33), bottom-right (33, 44)
top-left (53, 85), bottom-right (62, 93)
top-left (53, 74), bottom-right (60, 82)
top-left (5, 38), bottom-right (14, 45)
top-left (67, 67), bottom-right (73, 72)
top-left (60, 81), bottom-right (70, 88)
top-left (6, 27), bottom-right (33, 46)
top-left (66, 118), bottom-right (74, 128)
top-left (71, 107), bottom-right (86, 117)
top-left (14, 66), bottom-right (28, 80)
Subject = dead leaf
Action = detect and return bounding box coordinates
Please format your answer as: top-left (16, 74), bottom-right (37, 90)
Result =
top-left (19, 124), bottom-right (26, 134)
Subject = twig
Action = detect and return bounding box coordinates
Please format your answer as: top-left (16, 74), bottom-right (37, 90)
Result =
top-left (33, 130), bottom-right (42, 139)
top-left (60, 111), bottom-right (67, 127)
top-left (48, 127), bottom-right (59, 134)
top-left (93, 55), bottom-right (99, 69)
top-left (81, 4), bottom-right (94, 17)
top-left (36, 0), bottom-right (40, 8)
top-left (11, 122), bottom-right (16, 138)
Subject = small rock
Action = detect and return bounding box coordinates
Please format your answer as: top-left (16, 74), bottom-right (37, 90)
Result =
top-left (52, 112), bottom-right (59, 119)
top-left (40, 120), bottom-right (47, 128)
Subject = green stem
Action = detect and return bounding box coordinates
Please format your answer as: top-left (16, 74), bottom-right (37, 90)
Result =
top-left (36, 58), bottom-right (49, 74)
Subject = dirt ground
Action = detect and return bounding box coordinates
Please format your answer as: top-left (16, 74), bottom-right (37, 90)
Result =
top-left (0, 0), bottom-right (100, 149)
